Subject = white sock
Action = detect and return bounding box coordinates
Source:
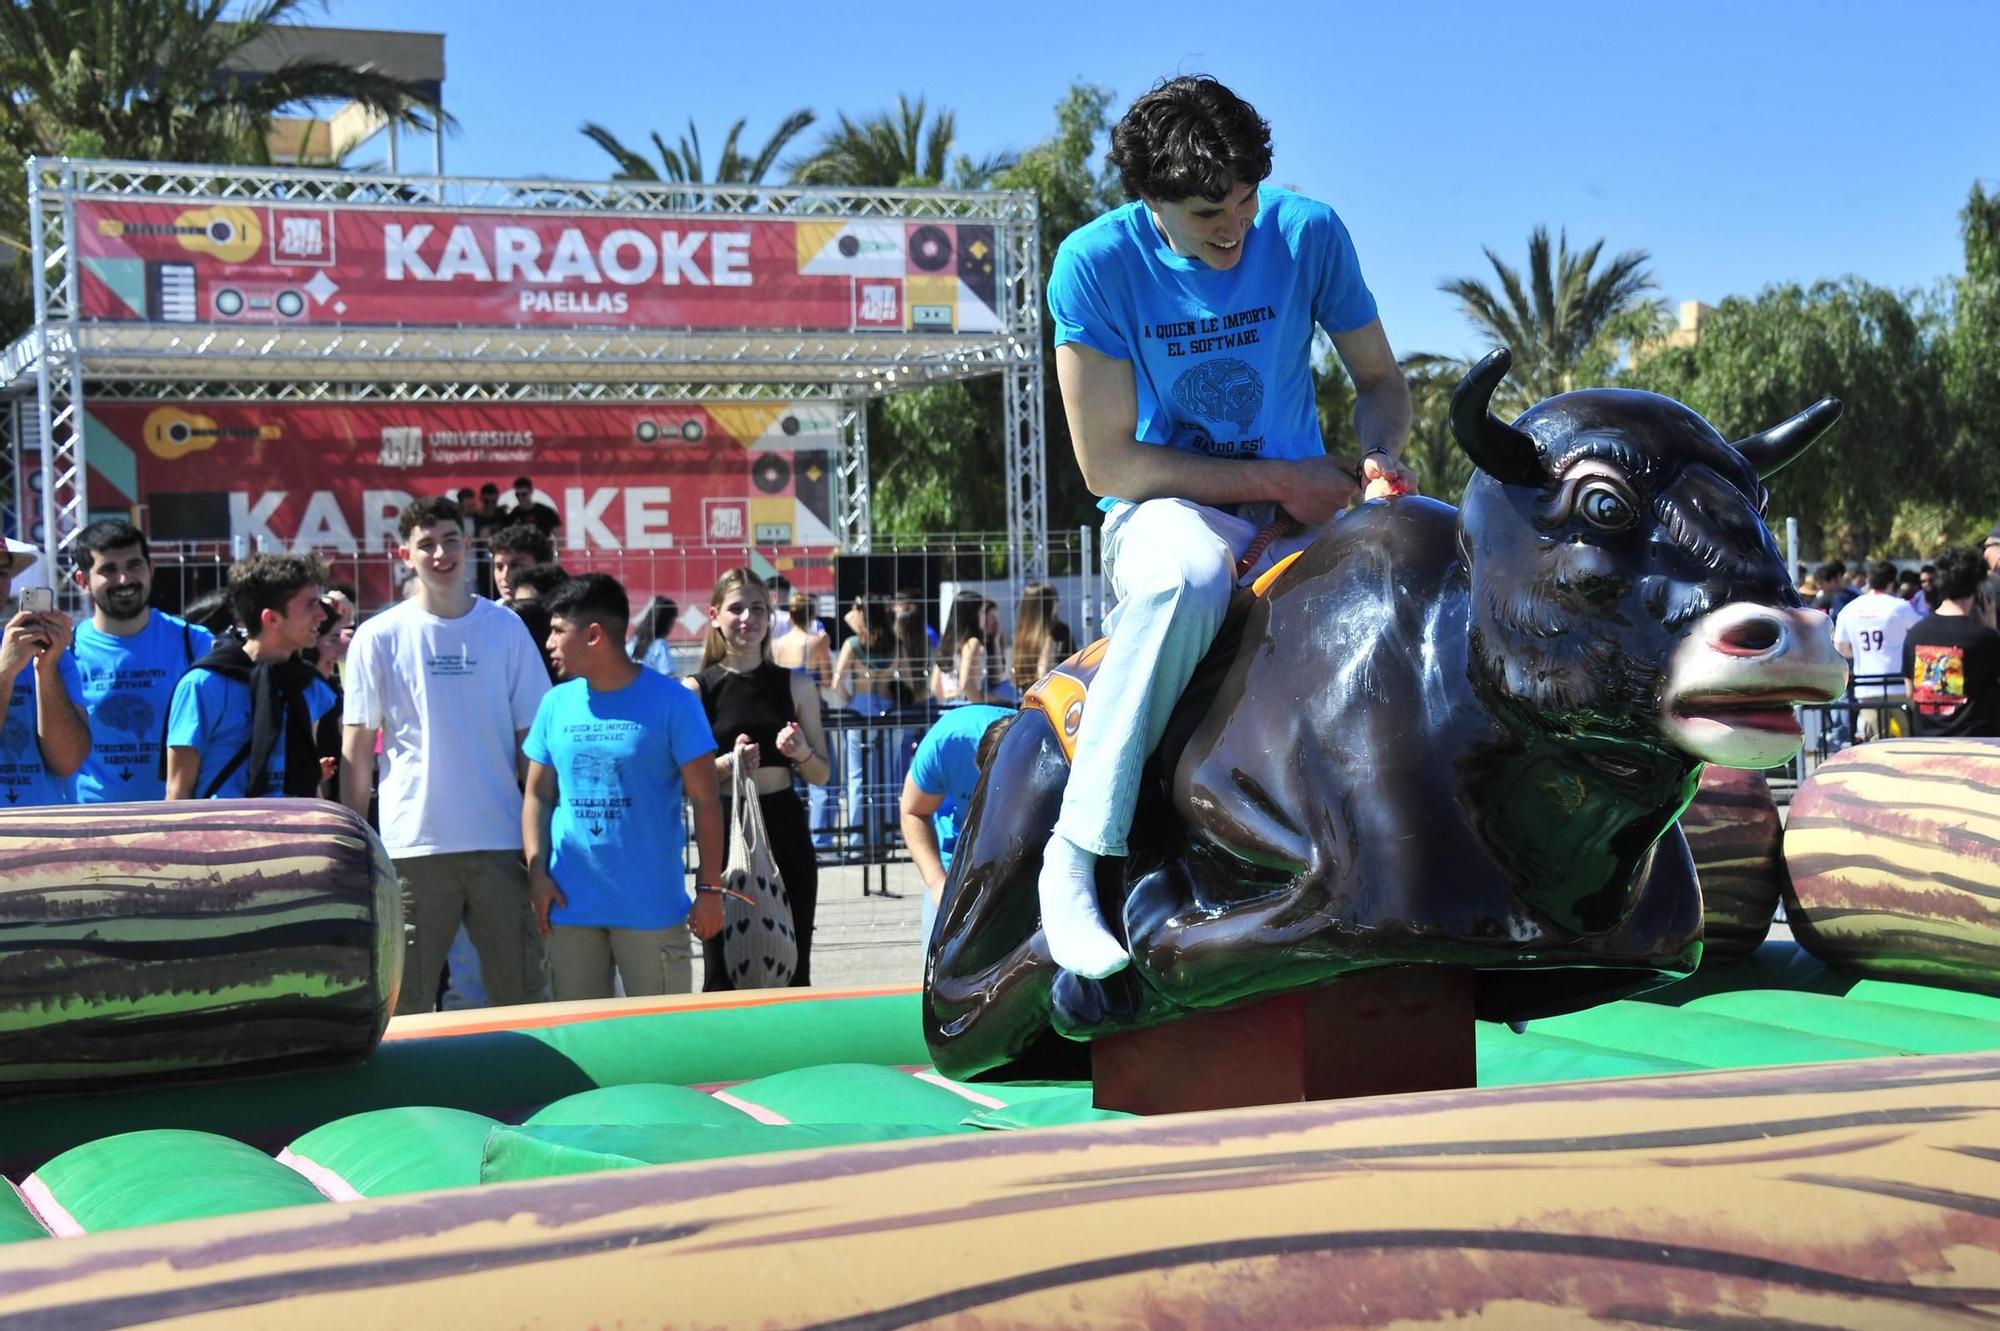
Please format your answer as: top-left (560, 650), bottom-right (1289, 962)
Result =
top-left (1037, 834), bottom-right (1129, 978)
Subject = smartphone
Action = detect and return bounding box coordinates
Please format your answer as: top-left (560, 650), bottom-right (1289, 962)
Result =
top-left (18, 587), bottom-right (53, 614)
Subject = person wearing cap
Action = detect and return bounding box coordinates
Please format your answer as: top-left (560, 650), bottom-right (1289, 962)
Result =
top-left (0, 536), bottom-right (90, 806)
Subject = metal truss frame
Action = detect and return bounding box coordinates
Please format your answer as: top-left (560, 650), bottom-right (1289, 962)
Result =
top-left (0, 399), bottom-right (15, 541)
top-left (81, 379), bottom-right (850, 404)
top-left (5, 157), bottom-right (1048, 569)
top-left (836, 393), bottom-right (871, 552)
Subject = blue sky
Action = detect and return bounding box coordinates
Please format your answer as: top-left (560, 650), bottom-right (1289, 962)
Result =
top-left (324, 0), bottom-right (1996, 361)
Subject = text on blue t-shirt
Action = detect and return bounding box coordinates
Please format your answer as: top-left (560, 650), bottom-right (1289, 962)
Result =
top-left (73, 612), bottom-right (213, 803)
top-left (523, 669), bottom-right (718, 930)
top-left (1047, 186), bottom-right (1377, 483)
top-left (0, 652), bottom-right (84, 807)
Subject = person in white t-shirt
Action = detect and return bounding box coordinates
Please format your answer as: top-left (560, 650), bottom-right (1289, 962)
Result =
top-left (1833, 559), bottom-right (1924, 739)
top-left (340, 496), bottom-right (552, 1015)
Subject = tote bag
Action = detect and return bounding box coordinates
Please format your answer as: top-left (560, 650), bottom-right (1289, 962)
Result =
top-left (720, 760), bottom-right (798, 987)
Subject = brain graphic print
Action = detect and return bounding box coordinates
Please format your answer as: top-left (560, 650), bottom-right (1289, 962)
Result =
top-left (1172, 358), bottom-right (1264, 432)
top-left (97, 694), bottom-right (155, 736)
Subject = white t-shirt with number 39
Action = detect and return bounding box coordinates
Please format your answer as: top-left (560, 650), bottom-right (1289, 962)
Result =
top-left (1833, 591), bottom-right (1924, 697)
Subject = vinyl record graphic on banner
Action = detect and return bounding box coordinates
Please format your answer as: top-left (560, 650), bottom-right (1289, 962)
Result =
top-left (908, 225), bottom-right (953, 272)
top-left (751, 453), bottom-right (792, 495)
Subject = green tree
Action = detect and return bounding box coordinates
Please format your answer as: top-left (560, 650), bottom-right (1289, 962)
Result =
top-left (1440, 225), bottom-right (1666, 409)
top-left (0, 0), bottom-right (444, 338)
top-left (1623, 279), bottom-right (1949, 557)
top-left (858, 86), bottom-right (1114, 545)
top-left (578, 111), bottom-right (815, 186)
top-left (1945, 182), bottom-right (2000, 523)
top-left (1314, 350), bottom-right (1474, 506)
top-left (786, 94), bottom-right (1014, 189)
top-left (1397, 359), bottom-right (1478, 506)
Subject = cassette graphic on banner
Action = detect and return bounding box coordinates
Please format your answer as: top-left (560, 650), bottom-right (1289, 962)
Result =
top-left (81, 400), bottom-right (842, 559)
top-left (75, 200), bottom-right (1004, 334)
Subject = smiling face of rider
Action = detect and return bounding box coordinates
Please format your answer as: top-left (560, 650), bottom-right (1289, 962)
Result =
top-left (1144, 178), bottom-right (1259, 271)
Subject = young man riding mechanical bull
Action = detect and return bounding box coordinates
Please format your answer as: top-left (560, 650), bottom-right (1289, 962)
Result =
top-left (927, 78), bottom-right (1850, 1082)
top-left (1036, 75), bottom-right (1417, 979)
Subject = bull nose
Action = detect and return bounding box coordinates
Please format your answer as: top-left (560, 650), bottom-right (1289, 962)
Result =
top-left (1699, 602), bottom-right (1828, 660)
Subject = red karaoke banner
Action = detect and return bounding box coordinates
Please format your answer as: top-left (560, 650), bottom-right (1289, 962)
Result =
top-left (83, 399), bottom-right (842, 557)
top-left (73, 200), bottom-right (1003, 333)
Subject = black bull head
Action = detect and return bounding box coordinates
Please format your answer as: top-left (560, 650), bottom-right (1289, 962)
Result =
top-left (925, 349), bottom-right (1849, 1081)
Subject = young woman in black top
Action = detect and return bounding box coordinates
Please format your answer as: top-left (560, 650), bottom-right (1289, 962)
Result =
top-left (685, 568), bottom-right (832, 987)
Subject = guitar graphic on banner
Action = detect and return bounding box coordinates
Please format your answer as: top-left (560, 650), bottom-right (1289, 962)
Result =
top-left (142, 407), bottom-right (281, 460)
top-left (96, 206), bottom-right (262, 264)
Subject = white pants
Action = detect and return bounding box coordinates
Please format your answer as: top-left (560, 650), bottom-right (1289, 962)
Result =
top-left (1053, 498), bottom-right (1319, 857)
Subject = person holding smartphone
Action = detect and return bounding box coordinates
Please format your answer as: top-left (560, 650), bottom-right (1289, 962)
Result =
top-left (0, 537), bottom-right (90, 805)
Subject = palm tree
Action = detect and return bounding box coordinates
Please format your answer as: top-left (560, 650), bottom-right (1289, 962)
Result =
top-left (1314, 347), bottom-right (1476, 506)
top-left (579, 111), bottom-right (815, 187)
top-left (1397, 358), bottom-right (1478, 505)
top-left (786, 94), bottom-right (1013, 188)
top-left (0, 0), bottom-right (446, 340)
top-left (0, 0), bottom-right (445, 168)
top-left (1439, 226), bottom-right (1665, 409)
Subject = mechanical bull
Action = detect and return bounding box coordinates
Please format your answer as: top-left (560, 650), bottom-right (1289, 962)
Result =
top-left (924, 349), bottom-right (1850, 1081)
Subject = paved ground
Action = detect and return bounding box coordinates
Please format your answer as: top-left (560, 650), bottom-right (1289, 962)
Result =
top-left (806, 862), bottom-right (931, 990)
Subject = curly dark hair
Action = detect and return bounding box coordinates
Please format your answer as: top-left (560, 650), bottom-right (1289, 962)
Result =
top-left (397, 495), bottom-right (464, 542)
top-left (1108, 75), bottom-right (1272, 203)
top-left (489, 522), bottom-right (555, 564)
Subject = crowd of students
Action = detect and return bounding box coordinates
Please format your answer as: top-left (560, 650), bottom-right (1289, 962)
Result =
top-left (0, 500), bottom-right (1020, 1004)
top-left (1811, 542), bottom-right (2000, 741)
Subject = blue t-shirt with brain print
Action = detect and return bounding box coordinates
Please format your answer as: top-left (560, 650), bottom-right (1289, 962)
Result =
top-left (0, 652), bottom-right (84, 807)
top-left (73, 612), bottom-right (213, 803)
top-left (1047, 186), bottom-right (1378, 482)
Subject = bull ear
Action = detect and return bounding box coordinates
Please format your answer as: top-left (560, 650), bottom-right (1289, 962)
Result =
top-left (1731, 398), bottom-right (1843, 480)
top-left (1449, 348), bottom-right (1542, 484)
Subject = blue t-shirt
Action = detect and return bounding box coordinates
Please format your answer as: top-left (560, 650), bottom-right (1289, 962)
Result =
top-left (0, 652), bottom-right (85, 807)
top-left (523, 669), bottom-right (717, 930)
top-left (1048, 186), bottom-right (1378, 497)
top-left (73, 612), bottom-right (213, 803)
top-left (908, 704), bottom-right (1014, 867)
top-left (165, 664), bottom-right (337, 799)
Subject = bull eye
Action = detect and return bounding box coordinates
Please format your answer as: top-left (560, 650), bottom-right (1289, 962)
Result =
top-left (1576, 481), bottom-right (1637, 531)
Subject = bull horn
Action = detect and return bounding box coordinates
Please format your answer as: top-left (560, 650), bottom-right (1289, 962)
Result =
top-left (1731, 398), bottom-right (1843, 480)
top-left (1449, 348), bottom-right (1542, 484)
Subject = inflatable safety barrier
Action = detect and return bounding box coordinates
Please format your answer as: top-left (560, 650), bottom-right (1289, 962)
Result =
top-left (0, 798), bottom-right (400, 1093)
top-left (1785, 737), bottom-right (2000, 991)
top-left (1681, 764), bottom-right (1786, 959)
top-left (1, 1047), bottom-right (1996, 1326)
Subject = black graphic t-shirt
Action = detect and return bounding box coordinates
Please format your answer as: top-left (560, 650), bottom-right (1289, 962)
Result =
top-left (1901, 614), bottom-right (2000, 737)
